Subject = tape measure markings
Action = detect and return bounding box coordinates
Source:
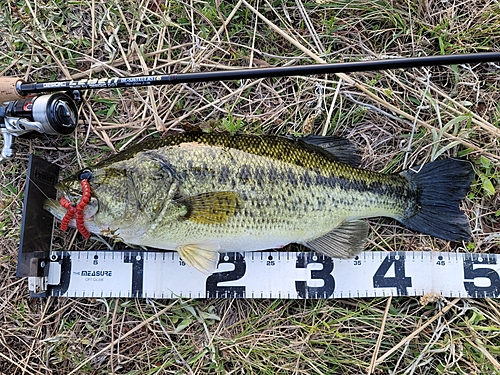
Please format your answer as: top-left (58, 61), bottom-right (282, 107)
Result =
top-left (46, 251), bottom-right (500, 299)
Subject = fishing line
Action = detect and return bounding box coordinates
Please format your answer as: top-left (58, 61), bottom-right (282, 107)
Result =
top-left (24, 174), bottom-right (52, 201)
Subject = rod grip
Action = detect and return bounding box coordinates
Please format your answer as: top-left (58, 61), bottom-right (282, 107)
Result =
top-left (0, 77), bottom-right (25, 102)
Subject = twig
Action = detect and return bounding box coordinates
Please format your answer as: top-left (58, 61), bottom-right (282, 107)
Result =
top-left (465, 337), bottom-right (500, 371)
top-left (110, 298), bottom-right (119, 374)
top-left (322, 79), bottom-right (343, 136)
top-left (374, 298), bottom-right (460, 366)
top-left (367, 296), bottom-right (392, 374)
top-left (403, 71), bottom-right (431, 169)
top-left (295, 0), bottom-right (325, 53)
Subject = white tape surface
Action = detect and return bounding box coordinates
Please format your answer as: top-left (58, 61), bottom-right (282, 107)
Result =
top-left (47, 251), bottom-right (500, 299)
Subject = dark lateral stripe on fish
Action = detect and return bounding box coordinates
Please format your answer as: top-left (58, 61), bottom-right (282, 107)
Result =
top-left (313, 172), bottom-right (410, 197)
top-left (180, 157), bottom-right (411, 201)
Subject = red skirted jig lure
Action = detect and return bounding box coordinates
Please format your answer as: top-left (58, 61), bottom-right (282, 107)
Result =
top-left (59, 176), bottom-right (92, 239)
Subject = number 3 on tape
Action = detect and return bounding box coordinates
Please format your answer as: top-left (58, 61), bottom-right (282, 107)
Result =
top-left (295, 253), bottom-right (334, 298)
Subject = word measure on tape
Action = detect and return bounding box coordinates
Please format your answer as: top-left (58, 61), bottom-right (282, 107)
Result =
top-left (43, 250), bottom-right (500, 299)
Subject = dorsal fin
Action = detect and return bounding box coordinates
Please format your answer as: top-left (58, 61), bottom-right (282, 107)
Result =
top-left (296, 135), bottom-right (361, 167)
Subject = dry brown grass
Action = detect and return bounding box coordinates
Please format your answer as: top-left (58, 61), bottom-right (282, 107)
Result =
top-left (1, 0), bottom-right (500, 374)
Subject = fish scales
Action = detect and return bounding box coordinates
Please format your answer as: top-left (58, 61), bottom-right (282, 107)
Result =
top-left (44, 132), bottom-right (474, 274)
top-left (91, 134), bottom-right (411, 248)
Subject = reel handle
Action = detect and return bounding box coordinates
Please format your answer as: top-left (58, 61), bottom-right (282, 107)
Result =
top-left (0, 77), bottom-right (25, 102)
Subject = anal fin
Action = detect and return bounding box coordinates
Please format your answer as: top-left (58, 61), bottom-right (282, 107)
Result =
top-left (177, 243), bottom-right (220, 274)
top-left (304, 220), bottom-right (368, 258)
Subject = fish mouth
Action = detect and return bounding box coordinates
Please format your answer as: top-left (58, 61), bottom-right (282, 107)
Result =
top-left (55, 181), bottom-right (82, 200)
top-left (43, 198), bottom-right (66, 220)
top-left (43, 197), bottom-right (99, 229)
top-left (53, 178), bottom-right (95, 212)
top-left (46, 176), bottom-right (101, 236)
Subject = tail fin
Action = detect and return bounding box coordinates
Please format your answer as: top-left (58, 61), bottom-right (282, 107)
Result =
top-left (399, 159), bottom-right (474, 241)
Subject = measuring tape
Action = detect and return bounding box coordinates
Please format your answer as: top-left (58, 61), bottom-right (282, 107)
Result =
top-left (42, 250), bottom-right (500, 299)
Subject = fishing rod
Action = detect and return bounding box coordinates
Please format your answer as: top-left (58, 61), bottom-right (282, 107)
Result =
top-left (3, 52), bottom-right (500, 100)
top-left (1, 52), bottom-right (500, 163)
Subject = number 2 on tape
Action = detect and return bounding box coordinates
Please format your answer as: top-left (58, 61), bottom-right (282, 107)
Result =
top-left (206, 253), bottom-right (246, 297)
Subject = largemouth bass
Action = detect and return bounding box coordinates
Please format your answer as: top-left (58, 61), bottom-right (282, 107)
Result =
top-left (44, 132), bottom-right (474, 273)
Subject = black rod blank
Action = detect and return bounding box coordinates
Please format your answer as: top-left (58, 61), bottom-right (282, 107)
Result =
top-left (18, 52), bottom-right (500, 95)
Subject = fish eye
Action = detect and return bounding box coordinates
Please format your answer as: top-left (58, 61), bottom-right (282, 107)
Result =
top-left (78, 168), bottom-right (93, 181)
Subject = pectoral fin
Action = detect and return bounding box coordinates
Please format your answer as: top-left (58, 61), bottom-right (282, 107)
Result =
top-left (176, 191), bottom-right (242, 224)
top-left (304, 220), bottom-right (368, 258)
top-left (177, 244), bottom-right (220, 274)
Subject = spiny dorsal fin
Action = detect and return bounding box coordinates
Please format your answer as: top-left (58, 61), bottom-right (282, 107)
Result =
top-left (304, 220), bottom-right (368, 258)
top-left (176, 191), bottom-right (242, 224)
top-left (177, 244), bottom-right (220, 274)
top-left (289, 135), bottom-right (361, 167)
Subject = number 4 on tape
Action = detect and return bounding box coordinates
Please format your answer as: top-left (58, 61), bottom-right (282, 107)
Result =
top-left (373, 253), bottom-right (412, 295)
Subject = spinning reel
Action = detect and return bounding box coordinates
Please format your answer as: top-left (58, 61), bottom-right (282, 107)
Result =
top-left (0, 90), bottom-right (80, 163)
